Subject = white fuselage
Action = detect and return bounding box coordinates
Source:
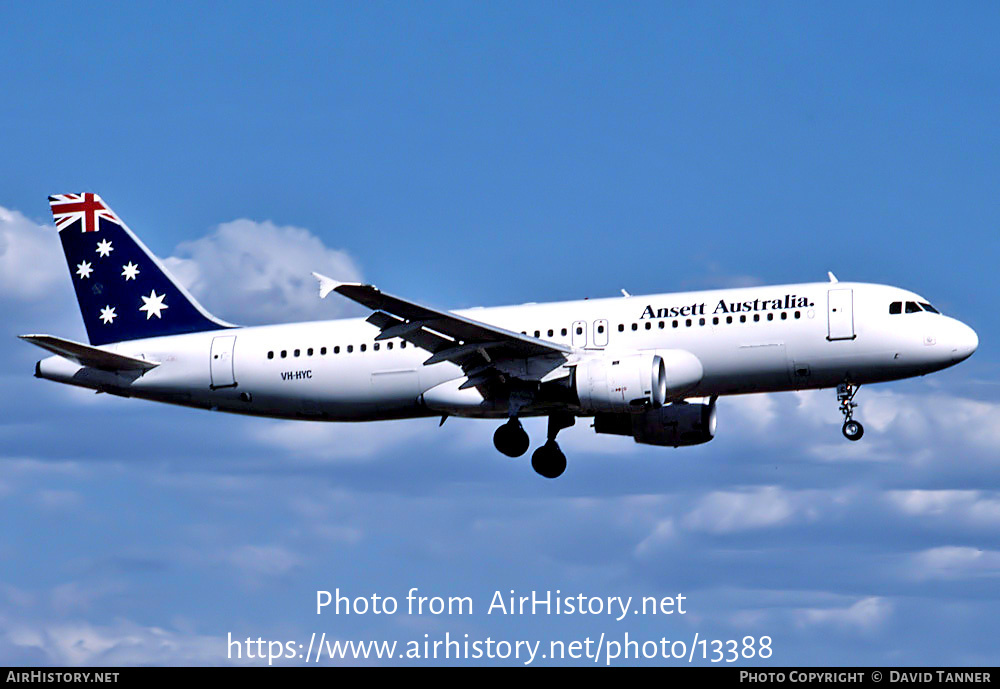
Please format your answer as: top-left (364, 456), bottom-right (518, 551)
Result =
top-left (36, 281), bottom-right (978, 421)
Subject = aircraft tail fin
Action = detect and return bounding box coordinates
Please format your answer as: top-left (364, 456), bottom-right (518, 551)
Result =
top-left (48, 193), bottom-right (234, 346)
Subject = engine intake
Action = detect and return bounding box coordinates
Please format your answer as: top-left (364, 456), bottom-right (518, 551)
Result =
top-left (594, 397), bottom-right (717, 447)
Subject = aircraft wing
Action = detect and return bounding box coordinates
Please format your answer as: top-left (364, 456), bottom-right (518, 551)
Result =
top-left (313, 273), bottom-right (571, 383)
top-left (19, 334), bottom-right (159, 372)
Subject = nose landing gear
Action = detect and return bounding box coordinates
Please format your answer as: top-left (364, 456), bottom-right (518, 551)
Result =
top-left (837, 382), bottom-right (864, 441)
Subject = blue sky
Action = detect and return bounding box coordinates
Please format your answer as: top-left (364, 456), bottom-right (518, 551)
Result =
top-left (1, 1), bottom-right (998, 665)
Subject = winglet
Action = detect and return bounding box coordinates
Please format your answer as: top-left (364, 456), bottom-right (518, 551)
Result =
top-left (312, 272), bottom-right (341, 299)
top-left (827, 271), bottom-right (839, 283)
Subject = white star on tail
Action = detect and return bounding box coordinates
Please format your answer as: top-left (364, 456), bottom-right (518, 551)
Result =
top-left (96, 239), bottom-right (113, 257)
top-left (76, 261), bottom-right (93, 279)
top-left (99, 305), bottom-right (117, 324)
top-left (122, 261), bottom-right (140, 280)
top-left (139, 290), bottom-right (168, 319)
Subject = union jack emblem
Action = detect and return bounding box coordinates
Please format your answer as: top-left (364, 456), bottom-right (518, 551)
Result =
top-left (49, 193), bottom-right (121, 233)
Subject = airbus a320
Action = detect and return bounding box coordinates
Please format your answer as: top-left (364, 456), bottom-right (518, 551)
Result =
top-left (22, 194), bottom-right (979, 478)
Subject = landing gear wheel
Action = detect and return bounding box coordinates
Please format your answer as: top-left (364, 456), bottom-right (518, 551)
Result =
top-left (531, 441), bottom-right (567, 479)
top-left (842, 420), bottom-right (864, 441)
top-left (493, 420), bottom-right (529, 458)
top-left (836, 382), bottom-right (864, 442)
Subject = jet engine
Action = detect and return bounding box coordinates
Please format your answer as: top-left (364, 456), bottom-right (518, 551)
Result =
top-left (593, 397), bottom-right (717, 447)
top-left (574, 349), bottom-right (703, 413)
top-left (575, 352), bottom-right (666, 413)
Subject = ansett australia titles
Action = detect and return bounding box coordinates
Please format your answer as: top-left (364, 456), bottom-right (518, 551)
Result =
top-left (317, 588), bottom-right (686, 621)
top-left (640, 293), bottom-right (815, 320)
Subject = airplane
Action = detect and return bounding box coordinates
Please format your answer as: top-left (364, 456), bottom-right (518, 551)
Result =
top-left (21, 194), bottom-right (979, 478)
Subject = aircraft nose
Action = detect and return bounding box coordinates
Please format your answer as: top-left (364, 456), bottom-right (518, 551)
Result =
top-left (950, 321), bottom-right (979, 362)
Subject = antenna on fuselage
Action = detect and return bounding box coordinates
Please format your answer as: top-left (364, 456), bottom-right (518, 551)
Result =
top-left (827, 272), bottom-right (839, 283)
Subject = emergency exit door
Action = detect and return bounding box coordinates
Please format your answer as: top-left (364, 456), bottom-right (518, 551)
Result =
top-left (827, 289), bottom-right (855, 341)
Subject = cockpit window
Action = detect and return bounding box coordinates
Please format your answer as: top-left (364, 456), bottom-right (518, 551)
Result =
top-left (905, 301), bottom-right (922, 313)
top-left (889, 301), bottom-right (902, 315)
top-left (920, 302), bottom-right (940, 314)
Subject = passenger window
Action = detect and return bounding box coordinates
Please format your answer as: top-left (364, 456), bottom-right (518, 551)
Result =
top-left (906, 301), bottom-right (921, 314)
top-left (534, 330), bottom-right (540, 338)
top-left (294, 349), bottom-right (300, 357)
top-left (920, 302), bottom-right (939, 314)
top-left (548, 329), bottom-right (554, 337)
top-left (334, 346), bottom-right (340, 354)
top-left (360, 344), bottom-right (367, 352)
top-left (387, 342), bottom-right (393, 350)
top-left (321, 347), bottom-right (327, 355)
top-left (631, 323), bottom-right (638, 331)
top-left (617, 324), bottom-right (624, 332)
top-left (658, 321), bottom-right (665, 329)
top-left (561, 328), bottom-right (568, 336)
top-left (267, 351), bottom-right (274, 359)
top-left (347, 345), bottom-right (353, 353)
top-left (307, 348), bottom-right (313, 356)
top-left (374, 343), bottom-right (379, 351)
top-left (645, 322), bottom-right (651, 330)
top-left (889, 301), bottom-right (902, 315)
top-left (281, 350), bottom-right (287, 358)
top-left (597, 325), bottom-right (605, 334)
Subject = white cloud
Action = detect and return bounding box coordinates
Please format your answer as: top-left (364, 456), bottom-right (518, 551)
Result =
top-left (909, 546), bottom-right (1000, 580)
top-left (2, 617), bottom-right (222, 666)
top-left (795, 596), bottom-right (892, 631)
top-left (0, 206), bottom-right (65, 300)
top-left (226, 545), bottom-right (303, 579)
top-left (163, 218), bottom-right (363, 325)
top-left (253, 417), bottom-right (443, 462)
top-left (633, 518), bottom-right (677, 556)
top-left (682, 486), bottom-right (799, 534)
top-left (887, 490), bottom-right (1000, 527)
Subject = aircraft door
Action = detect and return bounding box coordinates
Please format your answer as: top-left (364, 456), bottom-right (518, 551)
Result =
top-left (210, 335), bottom-right (237, 388)
top-left (572, 320), bottom-right (587, 348)
top-left (594, 319), bottom-right (609, 348)
top-left (827, 289), bottom-right (855, 341)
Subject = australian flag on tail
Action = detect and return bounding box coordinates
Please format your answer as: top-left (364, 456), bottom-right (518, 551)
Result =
top-left (50, 193), bottom-right (234, 347)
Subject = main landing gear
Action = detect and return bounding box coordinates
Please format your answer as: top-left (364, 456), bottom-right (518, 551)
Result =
top-left (493, 418), bottom-right (530, 458)
top-left (531, 414), bottom-right (575, 479)
top-left (493, 413), bottom-right (575, 478)
top-left (837, 382), bottom-right (864, 441)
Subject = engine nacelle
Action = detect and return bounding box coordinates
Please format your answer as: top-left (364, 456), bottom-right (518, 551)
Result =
top-left (575, 352), bottom-right (666, 413)
top-left (594, 397), bottom-right (717, 447)
top-left (574, 349), bottom-right (703, 413)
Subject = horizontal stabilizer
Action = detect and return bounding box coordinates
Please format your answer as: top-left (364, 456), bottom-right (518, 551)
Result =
top-left (19, 334), bottom-right (159, 372)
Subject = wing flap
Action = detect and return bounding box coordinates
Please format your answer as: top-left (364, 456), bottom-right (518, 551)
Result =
top-left (19, 334), bottom-right (159, 372)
